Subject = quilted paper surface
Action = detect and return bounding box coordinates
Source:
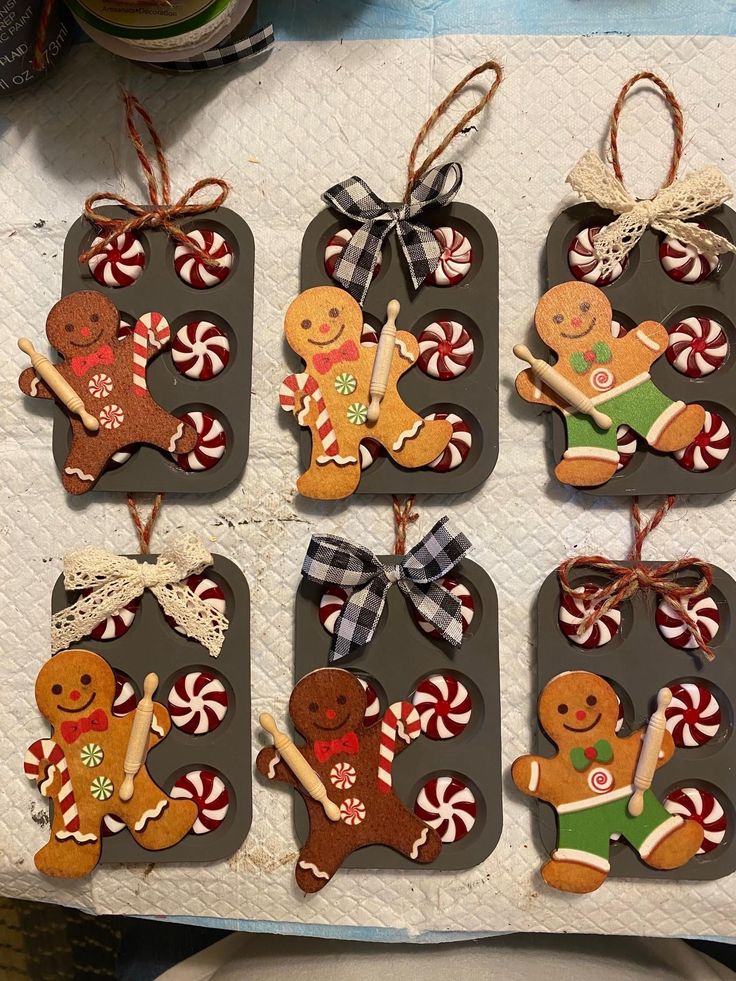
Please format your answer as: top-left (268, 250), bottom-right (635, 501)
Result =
top-left (2, 34), bottom-right (736, 937)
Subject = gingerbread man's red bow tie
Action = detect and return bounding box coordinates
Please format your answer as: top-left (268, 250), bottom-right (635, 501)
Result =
top-left (313, 730), bottom-right (359, 762)
top-left (70, 344), bottom-right (115, 378)
top-left (312, 340), bottom-right (359, 375)
top-left (60, 708), bottom-right (108, 744)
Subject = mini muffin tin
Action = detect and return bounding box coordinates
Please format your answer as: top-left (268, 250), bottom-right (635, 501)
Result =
top-left (50, 553), bottom-right (251, 864)
top-left (533, 561), bottom-right (736, 880)
top-left (298, 203), bottom-right (499, 493)
top-left (53, 207), bottom-right (254, 493)
top-left (546, 203), bottom-right (736, 495)
top-left (293, 557), bottom-right (501, 870)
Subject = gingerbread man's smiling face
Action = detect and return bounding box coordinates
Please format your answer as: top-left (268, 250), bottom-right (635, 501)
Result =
top-left (284, 287), bottom-right (362, 363)
top-left (289, 668), bottom-right (365, 742)
top-left (538, 671), bottom-right (619, 749)
top-left (535, 283), bottom-right (613, 356)
top-left (46, 291), bottom-right (119, 358)
top-left (36, 649), bottom-right (115, 726)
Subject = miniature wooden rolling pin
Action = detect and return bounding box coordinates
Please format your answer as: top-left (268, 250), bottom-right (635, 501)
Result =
top-left (628, 687), bottom-right (673, 816)
top-left (260, 712), bottom-right (340, 821)
top-left (513, 343), bottom-right (612, 431)
top-left (367, 299), bottom-right (400, 423)
top-left (119, 673), bottom-right (158, 802)
top-left (18, 338), bottom-right (99, 432)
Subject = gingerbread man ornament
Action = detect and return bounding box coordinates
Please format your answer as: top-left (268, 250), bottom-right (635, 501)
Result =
top-left (257, 668), bottom-right (442, 892)
top-left (18, 291), bottom-right (197, 495)
top-left (281, 286), bottom-right (452, 499)
top-left (25, 649), bottom-right (197, 878)
top-left (515, 282), bottom-right (705, 487)
top-left (512, 671), bottom-right (703, 894)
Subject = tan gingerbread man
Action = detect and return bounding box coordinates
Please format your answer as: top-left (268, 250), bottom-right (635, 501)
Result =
top-left (512, 671), bottom-right (703, 894)
top-left (516, 282), bottom-right (705, 487)
top-left (280, 286), bottom-right (452, 498)
top-left (24, 649), bottom-right (197, 878)
top-left (18, 291), bottom-right (197, 495)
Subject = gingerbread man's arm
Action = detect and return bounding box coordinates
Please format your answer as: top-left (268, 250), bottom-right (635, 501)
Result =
top-left (515, 367), bottom-right (565, 410)
top-left (620, 320), bottom-right (669, 370)
top-left (625, 726), bottom-right (675, 769)
top-left (511, 754), bottom-right (558, 802)
top-left (19, 366), bottom-right (53, 399)
top-left (149, 702), bottom-right (171, 747)
top-left (256, 746), bottom-right (298, 788)
top-left (393, 330), bottom-right (419, 366)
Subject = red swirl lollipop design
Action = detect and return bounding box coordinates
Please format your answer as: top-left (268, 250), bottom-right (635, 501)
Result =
top-left (171, 769), bottom-right (230, 834)
top-left (88, 231), bottom-right (145, 287)
top-left (568, 226), bottom-right (627, 286)
top-left (99, 404), bottom-right (125, 430)
top-left (339, 797), bottom-right (366, 825)
top-left (173, 410), bottom-right (227, 471)
top-left (418, 320), bottom-right (474, 379)
top-left (426, 227), bottom-right (472, 286)
top-left (616, 425), bottom-right (637, 471)
top-left (665, 787), bottom-right (727, 854)
top-left (175, 229), bottom-right (233, 289)
top-left (83, 592), bottom-right (139, 641)
top-left (412, 673), bottom-right (472, 740)
top-left (660, 225), bottom-right (719, 283)
top-left (424, 411), bottom-right (472, 472)
top-left (667, 317), bottom-right (728, 378)
top-left (664, 682), bottom-right (721, 747)
top-left (414, 775), bottom-right (477, 843)
top-left (324, 228), bottom-right (381, 281)
top-left (112, 671), bottom-right (139, 716)
top-left (559, 584), bottom-right (621, 648)
top-left (673, 411), bottom-right (732, 472)
top-left (168, 671), bottom-right (228, 735)
top-left (414, 577), bottom-right (474, 640)
top-left (173, 321), bottom-right (231, 380)
top-left (656, 595), bottom-right (720, 650)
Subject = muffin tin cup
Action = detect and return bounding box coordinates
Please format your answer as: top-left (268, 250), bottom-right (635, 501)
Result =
top-left (298, 203), bottom-right (499, 494)
top-left (53, 206), bottom-right (254, 494)
top-left (533, 560), bottom-right (736, 880)
top-left (293, 557), bottom-right (502, 871)
top-left (50, 553), bottom-right (252, 865)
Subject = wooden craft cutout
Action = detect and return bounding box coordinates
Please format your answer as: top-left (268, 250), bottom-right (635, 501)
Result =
top-left (256, 668), bottom-right (442, 891)
top-left (515, 282), bottom-right (705, 487)
top-left (280, 286), bottom-right (452, 499)
top-left (18, 291), bottom-right (197, 495)
top-left (25, 649), bottom-right (197, 878)
top-left (511, 671), bottom-right (703, 894)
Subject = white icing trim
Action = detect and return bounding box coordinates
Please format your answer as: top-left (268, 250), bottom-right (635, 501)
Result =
top-left (56, 830), bottom-right (98, 844)
top-left (639, 815), bottom-right (684, 858)
top-left (552, 848), bottom-right (609, 873)
top-left (528, 760), bottom-right (540, 793)
top-left (168, 421), bottom-right (185, 452)
top-left (316, 453), bottom-right (357, 466)
top-left (298, 860), bottom-right (329, 880)
top-left (134, 798), bottom-right (168, 832)
top-left (562, 446), bottom-right (619, 464)
top-left (296, 393), bottom-right (313, 426)
top-left (410, 825), bottom-right (428, 859)
top-left (634, 328), bottom-right (661, 352)
top-left (268, 752), bottom-right (280, 779)
top-left (30, 376), bottom-right (40, 396)
top-left (646, 401), bottom-right (685, 445)
top-left (64, 467), bottom-right (94, 482)
top-left (556, 785), bottom-right (632, 814)
top-left (393, 418), bottom-right (422, 451)
top-left (150, 717), bottom-right (165, 737)
top-left (394, 338), bottom-right (415, 363)
top-left (39, 764), bottom-right (57, 797)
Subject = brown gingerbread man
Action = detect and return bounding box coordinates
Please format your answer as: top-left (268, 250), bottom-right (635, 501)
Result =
top-left (515, 282), bottom-right (705, 487)
top-left (280, 286), bottom-right (452, 499)
top-left (257, 668), bottom-right (442, 892)
top-left (24, 649), bottom-right (197, 878)
top-left (18, 291), bottom-right (197, 495)
top-left (511, 671), bottom-right (703, 894)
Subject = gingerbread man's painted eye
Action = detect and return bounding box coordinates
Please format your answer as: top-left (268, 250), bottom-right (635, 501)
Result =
top-left (586, 694), bottom-right (597, 706)
top-left (52, 684), bottom-right (62, 695)
top-left (329, 307), bottom-right (340, 319)
top-left (336, 694), bottom-right (347, 705)
top-left (65, 324), bottom-right (74, 333)
top-left (80, 674), bottom-right (91, 686)
top-left (557, 703), bottom-right (568, 714)
top-left (553, 314), bottom-right (564, 325)
top-left (301, 319), bottom-right (312, 330)
top-left (580, 302), bottom-right (591, 313)
top-left (90, 313), bottom-right (99, 323)
top-left (308, 702), bottom-right (318, 712)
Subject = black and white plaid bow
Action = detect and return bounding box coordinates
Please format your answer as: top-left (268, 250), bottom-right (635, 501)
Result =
top-left (322, 162), bottom-right (463, 305)
top-left (302, 516), bottom-right (471, 661)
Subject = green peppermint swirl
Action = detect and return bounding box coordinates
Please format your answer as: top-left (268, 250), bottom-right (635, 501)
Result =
top-left (90, 775), bottom-right (113, 801)
top-left (334, 372), bottom-right (357, 396)
top-left (347, 402), bottom-right (368, 425)
top-left (80, 743), bottom-right (103, 767)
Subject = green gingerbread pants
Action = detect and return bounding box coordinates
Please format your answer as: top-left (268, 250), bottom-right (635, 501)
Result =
top-left (565, 378), bottom-right (683, 463)
top-left (554, 789), bottom-right (682, 870)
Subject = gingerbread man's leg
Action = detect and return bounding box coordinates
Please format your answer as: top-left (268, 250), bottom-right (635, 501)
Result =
top-left (295, 828), bottom-right (353, 893)
top-left (555, 411), bottom-right (619, 488)
top-left (297, 427), bottom-right (362, 500)
top-left (620, 790), bottom-right (702, 870)
top-left (34, 810), bottom-right (102, 879)
top-left (374, 799), bottom-right (442, 864)
top-left (119, 771), bottom-right (197, 851)
top-left (543, 803), bottom-right (614, 893)
top-left (372, 406), bottom-right (452, 470)
top-left (138, 409), bottom-right (198, 455)
top-left (61, 433), bottom-right (111, 495)
top-left (613, 379), bottom-right (705, 453)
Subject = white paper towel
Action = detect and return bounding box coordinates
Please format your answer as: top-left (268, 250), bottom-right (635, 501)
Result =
top-left (1, 33), bottom-right (736, 937)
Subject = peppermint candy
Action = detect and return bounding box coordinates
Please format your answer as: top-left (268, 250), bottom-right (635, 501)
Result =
top-left (412, 673), bottom-right (472, 740)
top-left (414, 775), bottom-right (477, 842)
top-left (88, 231), bottom-right (145, 288)
top-left (174, 229), bottom-right (233, 289)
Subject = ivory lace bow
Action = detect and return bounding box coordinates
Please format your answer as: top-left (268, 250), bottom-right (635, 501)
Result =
top-left (566, 150), bottom-right (736, 275)
top-left (51, 533), bottom-right (228, 657)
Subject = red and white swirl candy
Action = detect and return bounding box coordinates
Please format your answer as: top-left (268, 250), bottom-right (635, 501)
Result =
top-left (113, 672), bottom-right (139, 716)
top-left (611, 317), bottom-right (630, 339)
top-left (414, 578), bottom-right (474, 640)
top-left (175, 230), bottom-right (233, 289)
top-left (559, 585), bottom-right (621, 648)
top-left (324, 228), bottom-right (381, 280)
top-left (88, 373), bottom-right (113, 399)
top-left (168, 671), bottom-right (228, 735)
top-left (615, 693), bottom-right (625, 733)
top-left (360, 323), bottom-right (378, 347)
top-left (84, 592), bottom-right (139, 641)
top-left (102, 815), bottom-right (126, 837)
top-left (414, 775), bottom-right (477, 843)
top-left (173, 321), bottom-right (231, 380)
top-left (330, 762), bottom-right (357, 790)
top-left (339, 797), bottom-right (366, 825)
top-left (568, 226), bottom-right (626, 286)
top-left (359, 438), bottom-right (383, 470)
top-left (665, 787), bottom-right (727, 854)
top-left (673, 411), bottom-right (732, 472)
top-left (171, 769), bottom-right (230, 834)
top-left (88, 231), bottom-right (145, 287)
top-left (118, 316), bottom-right (134, 339)
top-left (167, 574), bottom-right (227, 636)
top-left (106, 446), bottom-right (134, 471)
top-left (666, 317), bottom-right (728, 378)
top-left (425, 412), bottom-right (472, 472)
top-left (174, 410), bottom-right (227, 471)
top-left (418, 320), bottom-right (474, 379)
top-left (99, 404), bottom-right (125, 430)
top-left (358, 677), bottom-right (381, 726)
top-left (426, 227), bottom-right (472, 286)
top-left (656, 594), bottom-right (720, 650)
top-left (412, 673), bottom-right (472, 740)
top-left (664, 682), bottom-right (721, 747)
top-left (660, 226), bottom-right (718, 283)
top-left (319, 585), bottom-right (348, 635)
top-left (588, 767), bottom-right (614, 794)
top-left (616, 425), bottom-right (637, 471)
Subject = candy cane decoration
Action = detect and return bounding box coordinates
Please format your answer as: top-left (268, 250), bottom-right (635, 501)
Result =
top-left (377, 701), bottom-right (421, 794)
top-left (132, 312), bottom-right (171, 398)
top-left (24, 739), bottom-right (80, 835)
top-left (279, 372), bottom-right (343, 462)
